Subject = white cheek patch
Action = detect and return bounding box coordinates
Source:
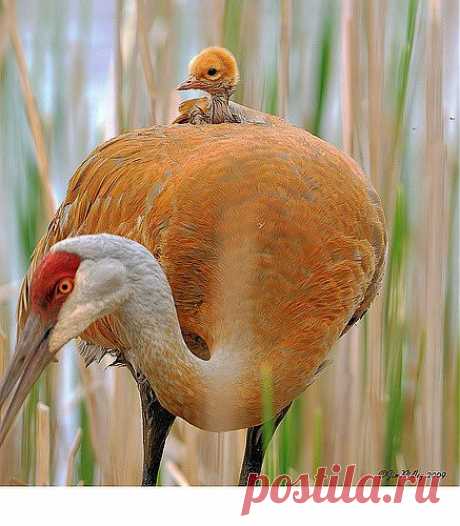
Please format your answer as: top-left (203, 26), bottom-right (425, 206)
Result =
top-left (49, 303), bottom-right (97, 353)
top-left (48, 259), bottom-right (129, 353)
top-left (77, 259), bottom-right (126, 297)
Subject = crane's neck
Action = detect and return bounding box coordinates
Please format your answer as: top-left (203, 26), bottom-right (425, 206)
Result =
top-left (117, 256), bottom-right (226, 427)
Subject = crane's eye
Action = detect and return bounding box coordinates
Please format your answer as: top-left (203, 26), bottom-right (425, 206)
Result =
top-left (55, 278), bottom-right (74, 297)
top-left (207, 68), bottom-right (218, 76)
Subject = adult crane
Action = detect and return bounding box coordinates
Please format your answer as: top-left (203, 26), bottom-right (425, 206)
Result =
top-left (0, 118), bottom-right (386, 485)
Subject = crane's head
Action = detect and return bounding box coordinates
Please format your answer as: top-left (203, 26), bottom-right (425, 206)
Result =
top-left (177, 46), bottom-right (239, 96)
top-left (0, 234), bottom-right (150, 446)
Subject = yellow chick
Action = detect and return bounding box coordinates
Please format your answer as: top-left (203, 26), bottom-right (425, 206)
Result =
top-left (174, 47), bottom-right (243, 124)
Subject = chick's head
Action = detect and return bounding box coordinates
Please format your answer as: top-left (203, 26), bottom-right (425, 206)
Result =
top-left (177, 47), bottom-right (239, 96)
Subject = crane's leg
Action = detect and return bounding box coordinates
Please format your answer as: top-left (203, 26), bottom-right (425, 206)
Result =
top-left (238, 403), bottom-right (292, 486)
top-left (137, 376), bottom-right (176, 486)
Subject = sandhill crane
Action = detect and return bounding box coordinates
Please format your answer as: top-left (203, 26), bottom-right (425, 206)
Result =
top-left (174, 47), bottom-right (262, 125)
top-left (0, 118), bottom-right (386, 485)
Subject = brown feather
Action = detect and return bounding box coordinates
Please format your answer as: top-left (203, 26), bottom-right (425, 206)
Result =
top-left (17, 121), bottom-right (386, 423)
top-left (173, 97), bottom-right (210, 124)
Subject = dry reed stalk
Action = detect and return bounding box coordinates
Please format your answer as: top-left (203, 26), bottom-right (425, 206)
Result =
top-left (0, 323), bottom-right (5, 367)
top-left (440, 0), bottom-right (459, 482)
top-left (330, 330), bottom-right (363, 470)
top-left (0, 11), bottom-right (7, 66)
top-left (365, 0), bottom-right (386, 195)
top-left (77, 357), bottom-right (110, 482)
top-left (0, 321), bottom-right (11, 484)
top-left (122, 7), bottom-right (142, 129)
top-left (165, 460), bottom-right (189, 486)
top-left (361, 0), bottom-right (387, 474)
top-left (2, 0), bottom-right (55, 221)
top-left (0, 202), bottom-right (16, 484)
top-left (337, 0), bottom-right (376, 476)
top-left (203, 429), bottom-right (244, 485)
top-left (349, 1), bottom-right (362, 165)
top-left (179, 422), bottom-right (200, 485)
top-left (240, 0), bottom-right (263, 109)
top-left (126, 39), bottom-right (141, 129)
top-left (65, 428), bottom-right (82, 486)
top-left (297, 383), bottom-right (314, 475)
top-left (334, 0), bottom-right (364, 470)
top-left (115, 0), bottom-right (124, 134)
top-left (205, 0), bottom-right (226, 46)
top-left (161, 430), bottom-right (185, 485)
top-left (278, 0), bottom-right (291, 119)
top-left (106, 368), bottom-right (141, 485)
top-left (417, 0), bottom-right (446, 470)
top-left (35, 402), bottom-right (50, 485)
top-left (203, 432), bottom-right (227, 485)
top-left (136, 0), bottom-right (157, 124)
top-left (196, 430), bottom-right (219, 485)
top-left (0, 368), bottom-right (18, 494)
top-left (222, 429), bottom-right (245, 485)
top-left (216, 432), bottom-right (225, 485)
top-left (340, 0), bottom-right (353, 154)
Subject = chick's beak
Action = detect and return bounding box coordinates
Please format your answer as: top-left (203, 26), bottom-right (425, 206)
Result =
top-left (176, 75), bottom-right (205, 91)
top-left (0, 313), bottom-right (55, 447)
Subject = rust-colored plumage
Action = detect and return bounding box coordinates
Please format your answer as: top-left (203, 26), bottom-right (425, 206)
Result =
top-left (16, 119), bottom-right (386, 431)
top-left (173, 47), bottom-right (263, 125)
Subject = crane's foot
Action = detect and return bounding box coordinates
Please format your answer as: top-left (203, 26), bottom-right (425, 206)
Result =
top-left (238, 403), bottom-right (292, 486)
top-left (135, 373), bottom-right (176, 486)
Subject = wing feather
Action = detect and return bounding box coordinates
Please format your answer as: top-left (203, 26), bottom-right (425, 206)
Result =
top-left (18, 123), bottom-right (386, 371)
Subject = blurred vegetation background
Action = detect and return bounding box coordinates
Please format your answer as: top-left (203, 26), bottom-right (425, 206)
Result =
top-left (0, 0), bottom-right (458, 486)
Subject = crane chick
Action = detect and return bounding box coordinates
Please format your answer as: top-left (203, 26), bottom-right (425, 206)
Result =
top-left (174, 46), bottom-right (244, 125)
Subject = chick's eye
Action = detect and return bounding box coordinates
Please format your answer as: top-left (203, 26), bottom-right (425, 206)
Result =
top-left (56, 278), bottom-right (74, 297)
top-left (207, 68), bottom-right (217, 76)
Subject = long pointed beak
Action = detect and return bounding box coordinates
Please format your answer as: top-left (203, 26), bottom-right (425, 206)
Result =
top-left (176, 75), bottom-right (204, 91)
top-left (0, 313), bottom-right (55, 447)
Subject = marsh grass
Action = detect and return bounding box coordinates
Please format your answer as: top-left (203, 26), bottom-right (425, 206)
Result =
top-left (35, 402), bottom-right (50, 485)
top-left (0, 0), bottom-right (458, 485)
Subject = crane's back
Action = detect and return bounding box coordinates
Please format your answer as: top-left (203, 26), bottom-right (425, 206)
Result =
top-left (19, 120), bottom-right (386, 429)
